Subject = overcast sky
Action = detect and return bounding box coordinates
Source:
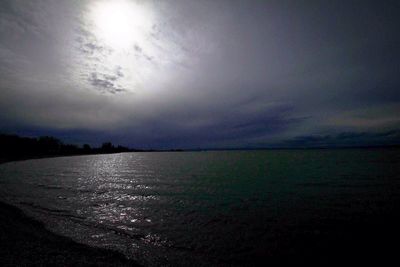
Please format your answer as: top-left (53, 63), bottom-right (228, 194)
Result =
top-left (1, 0), bottom-right (399, 148)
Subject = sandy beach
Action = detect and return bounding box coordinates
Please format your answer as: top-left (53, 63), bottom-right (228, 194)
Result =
top-left (0, 158), bottom-right (139, 266)
top-left (0, 158), bottom-right (138, 266)
top-left (0, 201), bottom-right (139, 266)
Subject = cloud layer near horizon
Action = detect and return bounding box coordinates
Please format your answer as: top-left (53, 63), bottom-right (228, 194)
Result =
top-left (1, 0), bottom-right (399, 148)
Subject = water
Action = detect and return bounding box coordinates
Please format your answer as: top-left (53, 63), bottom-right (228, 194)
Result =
top-left (1, 149), bottom-right (400, 265)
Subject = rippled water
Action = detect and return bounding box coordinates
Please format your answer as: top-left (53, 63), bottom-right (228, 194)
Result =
top-left (1, 149), bottom-right (400, 265)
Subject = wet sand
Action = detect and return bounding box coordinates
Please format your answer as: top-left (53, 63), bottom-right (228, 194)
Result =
top-left (0, 201), bottom-right (139, 266)
top-left (0, 158), bottom-right (139, 266)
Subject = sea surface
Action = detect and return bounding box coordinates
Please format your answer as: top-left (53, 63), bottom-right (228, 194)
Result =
top-left (1, 149), bottom-right (400, 265)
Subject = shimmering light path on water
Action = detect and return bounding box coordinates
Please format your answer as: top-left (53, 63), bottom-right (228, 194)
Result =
top-left (1, 149), bottom-right (400, 265)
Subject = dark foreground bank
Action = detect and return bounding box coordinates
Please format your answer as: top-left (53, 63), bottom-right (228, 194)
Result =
top-left (2, 199), bottom-right (400, 266)
top-left (2, 200), bottom-right (400, 266)
top-left (0, 201), bottom-right (139, 266)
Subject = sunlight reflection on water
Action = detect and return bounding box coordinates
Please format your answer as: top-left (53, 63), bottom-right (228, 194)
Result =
top-left (0, 150), bottom-right (400, 266)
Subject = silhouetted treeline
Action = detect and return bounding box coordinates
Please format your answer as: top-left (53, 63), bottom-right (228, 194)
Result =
top-left (0, 134), bottom-right (135, 162)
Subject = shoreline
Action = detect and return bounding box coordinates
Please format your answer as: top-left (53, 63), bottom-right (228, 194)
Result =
top-left (2, 144), bottom-right (399, 166)
top-left (0, 152), bottom-right (128, 165)
top-left (0, 159), bottom-right (140, 267)
top-left (0, 201), bottom-right (140, 266)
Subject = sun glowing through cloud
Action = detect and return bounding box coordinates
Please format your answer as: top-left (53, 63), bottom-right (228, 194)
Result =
top-left (89, 0), bottom-right (153, 50)
top-left (80, 0), bottom-right (207, 95)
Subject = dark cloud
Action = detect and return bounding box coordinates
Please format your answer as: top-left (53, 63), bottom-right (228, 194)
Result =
top-left (0, 0), bottom-right (399, 148)
top-left (75, 27), bottom-right (112, 57)
top-left (88, 72), bottom-right (126, 94)
top-left (115, 66), bottom-right (124, 77)
top-left (282, 130), bottom-right (400, 148)
top-left (132, 44), bottom-right (153, 61)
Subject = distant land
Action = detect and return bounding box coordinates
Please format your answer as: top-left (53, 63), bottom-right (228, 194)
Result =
top-left (0, 134), bottom-right (184, 163)
top-left (1, 133), bottom-right (400, 164)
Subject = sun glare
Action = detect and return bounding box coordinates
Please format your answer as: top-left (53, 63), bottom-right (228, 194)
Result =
top-left (90, 0), bottom-right (152, 50)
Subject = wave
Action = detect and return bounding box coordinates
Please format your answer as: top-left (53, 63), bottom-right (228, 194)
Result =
top-left (19, 201), bottom-right (85, 221)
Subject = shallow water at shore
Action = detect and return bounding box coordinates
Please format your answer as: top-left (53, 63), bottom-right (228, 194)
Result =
top-left (1, 149), bottom-right (400, 265)
top-left (0, 201), bottom-right (137, 266)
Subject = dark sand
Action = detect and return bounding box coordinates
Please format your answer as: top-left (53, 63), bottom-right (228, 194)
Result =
top-left (0, 201), bottom-right (139, 266)
top-left (0, 159), bottom-right (139, 266)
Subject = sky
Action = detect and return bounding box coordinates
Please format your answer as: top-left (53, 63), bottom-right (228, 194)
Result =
top-left (0, 0), bottom-right (399, 149)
